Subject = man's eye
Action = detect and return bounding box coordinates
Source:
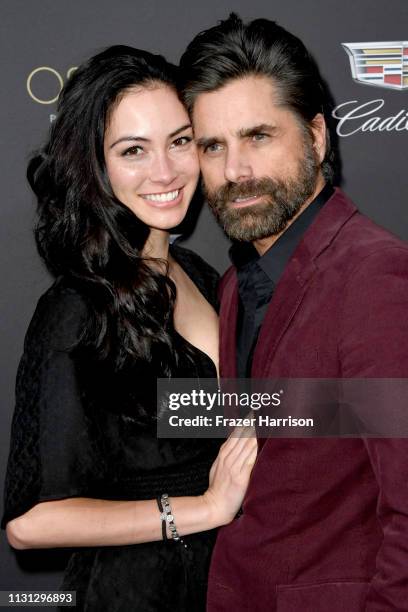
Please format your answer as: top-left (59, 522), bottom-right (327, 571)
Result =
top-left (204, 143), bottom-right (223, 154)
top-left (122, 145), bottom-right (144, 156)
top-left (252, 133), bottom-right (269, 142)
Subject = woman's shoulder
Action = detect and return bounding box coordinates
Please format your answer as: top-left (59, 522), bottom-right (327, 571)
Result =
top-left (24, 277), bottom-right (90, 350)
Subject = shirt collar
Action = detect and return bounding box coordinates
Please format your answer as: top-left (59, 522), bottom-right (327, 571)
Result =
top-left (230, 183), bottom-right (334, 284)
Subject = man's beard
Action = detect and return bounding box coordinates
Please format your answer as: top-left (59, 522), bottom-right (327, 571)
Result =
top-left (203, 137), bottom-right (320, 242)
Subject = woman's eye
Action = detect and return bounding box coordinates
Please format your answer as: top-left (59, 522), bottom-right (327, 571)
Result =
top-left (171, 136), bottom-right (192, 148)
top-left (122, 145), bottom-right (144, 157)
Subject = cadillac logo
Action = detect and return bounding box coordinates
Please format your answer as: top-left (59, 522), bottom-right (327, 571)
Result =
top-left (342, 41), bottom-right (408, 90)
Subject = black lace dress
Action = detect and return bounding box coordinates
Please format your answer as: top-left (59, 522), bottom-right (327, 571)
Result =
top-left (2, 245), bottom-right (221, 612)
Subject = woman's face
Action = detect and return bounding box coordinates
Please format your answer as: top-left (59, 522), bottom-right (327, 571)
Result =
top-left (104, 84), bottom-right (199, 231)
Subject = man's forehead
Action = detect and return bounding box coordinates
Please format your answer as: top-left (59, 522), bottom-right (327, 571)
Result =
top-left (191, 80), bottom-right (288, 139)
top-left (201, 73), bottom-right (278, 93)
top-left (196, 73), bottom-right (279, 99)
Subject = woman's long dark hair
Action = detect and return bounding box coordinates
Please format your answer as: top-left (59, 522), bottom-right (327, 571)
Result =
top-left (27, 46), bottom-right (183, 374)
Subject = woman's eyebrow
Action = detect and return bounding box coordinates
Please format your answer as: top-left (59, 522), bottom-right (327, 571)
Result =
top-left (109, 124), bottom-right (192, 149)
top-left (109, 135), bottom-right (148, 149)
top-left (168, 123), bottom-right (193, 138)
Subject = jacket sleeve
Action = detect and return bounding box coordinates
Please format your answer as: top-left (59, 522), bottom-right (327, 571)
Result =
top-left (339, 246), bottom-right (408, 611)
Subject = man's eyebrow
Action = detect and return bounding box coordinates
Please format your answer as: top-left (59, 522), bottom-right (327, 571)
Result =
top-left (195, 124), bottom-right (278, 149)
top-left (195, 136), bottom-right (220, 149)
top-left (109, 124), bottom-right (192, 149)
top-left (238, 123), bottom-right (277, 138)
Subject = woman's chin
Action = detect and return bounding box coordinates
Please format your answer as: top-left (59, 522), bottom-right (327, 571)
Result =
top-left (122, 199), bottom-right (189, 232)
top-left (147, 208), bottom-right (190, 233)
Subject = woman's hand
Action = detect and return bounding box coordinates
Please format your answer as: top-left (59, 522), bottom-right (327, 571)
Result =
top-left (202, 425), bottom-right (258, 526)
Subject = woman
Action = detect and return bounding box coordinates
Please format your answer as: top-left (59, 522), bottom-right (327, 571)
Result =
top-left (2, 46), bottom-right (257, 611)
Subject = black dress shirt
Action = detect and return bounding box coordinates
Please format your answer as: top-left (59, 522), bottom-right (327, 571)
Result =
top-left (230, 184), bottom-right (334, 378)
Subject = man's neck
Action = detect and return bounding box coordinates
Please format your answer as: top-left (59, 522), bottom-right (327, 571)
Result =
top-left (253, 174), bottom-right (326, 256)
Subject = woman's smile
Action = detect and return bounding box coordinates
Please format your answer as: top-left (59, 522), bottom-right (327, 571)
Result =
top-left (140, 186), bottom-right (184, 207)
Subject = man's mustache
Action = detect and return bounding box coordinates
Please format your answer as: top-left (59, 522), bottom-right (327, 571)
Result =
top-left (208, 177), bottom-right (279, 205)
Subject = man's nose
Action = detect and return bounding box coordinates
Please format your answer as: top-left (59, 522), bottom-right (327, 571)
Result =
top-left (151, 152), bottom-right (178, 185)
top-left (224, 148), bottom-right (253, 183)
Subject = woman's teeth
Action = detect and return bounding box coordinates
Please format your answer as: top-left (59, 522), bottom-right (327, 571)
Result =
top-left (144, 189), bottom-right (180, 202)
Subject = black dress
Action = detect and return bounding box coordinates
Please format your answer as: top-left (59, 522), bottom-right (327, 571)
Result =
top-left (2, 245), bottom-right (221, 612)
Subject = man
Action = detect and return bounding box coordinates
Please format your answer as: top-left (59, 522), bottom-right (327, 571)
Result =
top-left (180, 14), bottom-right (408, 611)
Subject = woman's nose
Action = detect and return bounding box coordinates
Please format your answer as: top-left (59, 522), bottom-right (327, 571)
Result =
top-left (151, 152), bottom-right (178, 185)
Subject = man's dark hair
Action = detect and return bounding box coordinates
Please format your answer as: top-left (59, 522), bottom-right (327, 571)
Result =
top-left (180, 13), bottom-right (335, 181)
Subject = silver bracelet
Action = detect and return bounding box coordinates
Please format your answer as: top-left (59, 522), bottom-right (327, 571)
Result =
top-left (156, 496), bottom-right (167, 540)
top-left (160, 493), bottom-right (186, 545)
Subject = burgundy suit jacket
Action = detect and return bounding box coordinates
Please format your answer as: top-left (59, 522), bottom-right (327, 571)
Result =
top-left (207, 189), bottom-right (408, 611)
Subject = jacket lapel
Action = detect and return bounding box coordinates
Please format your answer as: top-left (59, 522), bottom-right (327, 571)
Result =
top-left (251, 245), bottom-right (316, 377)
top-left (219, 270), bottom-right (239, 378)
top-left (251, 188), bottom-right (358, 377)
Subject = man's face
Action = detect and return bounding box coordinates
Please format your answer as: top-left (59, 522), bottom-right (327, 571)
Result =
top-left (192, 75), bottom-right (325, 242)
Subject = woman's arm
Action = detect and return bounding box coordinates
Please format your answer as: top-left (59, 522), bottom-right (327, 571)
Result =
top-left (6, 428), bottom-right (257, 550)
top-left (6, 497), bottom-right (208, 550)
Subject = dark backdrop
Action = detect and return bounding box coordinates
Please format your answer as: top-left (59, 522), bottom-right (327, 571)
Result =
top-left (1, 0), bottom-right (407, 604)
